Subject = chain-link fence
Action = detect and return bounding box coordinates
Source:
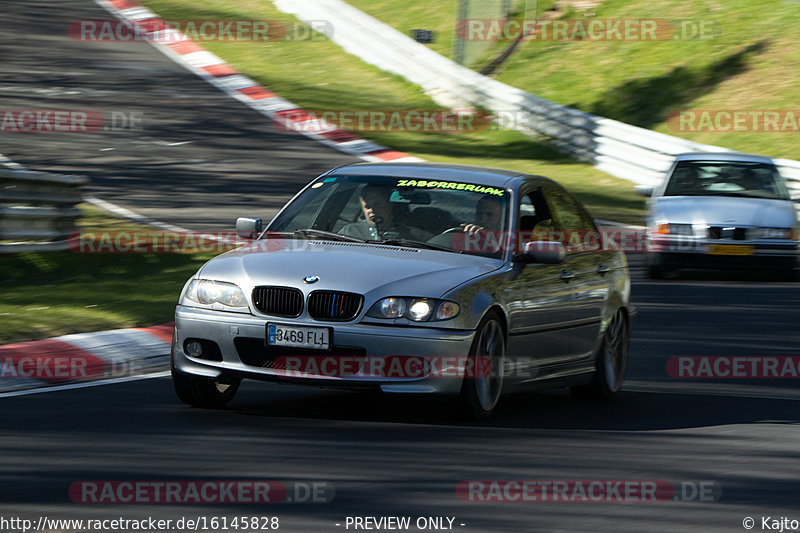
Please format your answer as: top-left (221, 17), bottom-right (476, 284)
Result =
top-left (454, 0), bottom-right (533, 67)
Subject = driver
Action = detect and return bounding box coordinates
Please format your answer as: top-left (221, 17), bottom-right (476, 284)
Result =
top-left (425, 193), bottom-right (506, 254)
top-left (340, 184), bottom-right (427, 241)
top-left (460, 194), bottom-right (506, 253)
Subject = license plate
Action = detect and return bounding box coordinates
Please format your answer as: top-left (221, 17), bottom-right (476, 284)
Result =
top-left (267, 323), bottom-right (331, 350)
top-left (708, 244), bottom-right (754, 256)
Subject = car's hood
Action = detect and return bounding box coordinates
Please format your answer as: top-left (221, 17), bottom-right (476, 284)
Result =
top-left (198, 240), bottom-right (502, 298)
top-left (652, 196), bottom-right (797, 227)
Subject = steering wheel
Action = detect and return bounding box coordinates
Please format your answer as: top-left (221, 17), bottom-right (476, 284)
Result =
top-left (440, 226), bottom-right (465, 235)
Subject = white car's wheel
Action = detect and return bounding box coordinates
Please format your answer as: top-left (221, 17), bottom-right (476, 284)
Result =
top-left (645, 253), bottom-right (666, 279)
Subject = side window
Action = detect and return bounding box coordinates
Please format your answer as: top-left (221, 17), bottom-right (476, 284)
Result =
top-left (543, 185), bottom-right (596, 250)
top-left (520, 195), bottom-right (535, 217)
top-left (518, 188), bottom-right (554, 233)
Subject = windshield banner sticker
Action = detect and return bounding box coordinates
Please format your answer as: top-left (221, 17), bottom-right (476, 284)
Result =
top-left (395, 179), bottom-right (504, 196)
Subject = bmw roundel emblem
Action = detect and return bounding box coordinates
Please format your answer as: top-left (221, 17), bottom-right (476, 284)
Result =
top-left (303, 275), bottom-right (320, 284)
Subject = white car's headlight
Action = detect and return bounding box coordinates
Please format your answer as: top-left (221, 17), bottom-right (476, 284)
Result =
top-left (182, 279), bottom-right (248, 310)
top-left (655, 223), bottom-right (694, 236)
top-left (753, 227), bottom-right (795, 240)
top-left (367, 297), bottom-right (460, 322)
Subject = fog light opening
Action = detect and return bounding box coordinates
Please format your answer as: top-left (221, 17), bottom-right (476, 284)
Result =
top-left (185, 340), bottom-right (204, 357)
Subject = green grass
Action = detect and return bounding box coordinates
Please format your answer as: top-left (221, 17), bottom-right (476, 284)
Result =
top-left (345, 0), bottom-right (556, 64)
top-left (346, 0), bottom-right (800, 160)
top-left (0, 205), bottom-right (213, 344)
top-left (138, 0), bottom-right (645, 224)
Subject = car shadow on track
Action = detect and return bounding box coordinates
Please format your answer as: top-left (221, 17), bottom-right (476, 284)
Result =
top-left (224, 381), bottom-right (800, 430)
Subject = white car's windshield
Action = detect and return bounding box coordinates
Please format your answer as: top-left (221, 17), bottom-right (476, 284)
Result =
top-left (268, 175), bottom-right (510, 257)
top-left (664, 161), bottom-right (790, 200)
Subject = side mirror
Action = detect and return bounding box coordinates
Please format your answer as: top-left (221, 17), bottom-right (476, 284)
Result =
top-left (236, 217), bottom-right (262, 239)
top-left (515, 241), bottom-right (565, 264)
top-left (634, 185), bottom-right (654, 197)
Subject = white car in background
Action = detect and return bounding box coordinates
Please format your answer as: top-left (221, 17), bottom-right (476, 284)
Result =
top-left (637, 153), bottom-right (799, 279)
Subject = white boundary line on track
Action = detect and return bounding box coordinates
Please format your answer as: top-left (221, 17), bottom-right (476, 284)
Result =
top-left (84, 195), bottom-right (191, 233)
top-left (0, 153), bottom-right (24, 169)
top-left (1, 155), bottom-right (199, 234)
top-left (0, 371), bottom-right (170, 399)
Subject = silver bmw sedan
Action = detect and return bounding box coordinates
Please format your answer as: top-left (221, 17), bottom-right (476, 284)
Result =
top-left (171, 163), bottom-right (632, 418)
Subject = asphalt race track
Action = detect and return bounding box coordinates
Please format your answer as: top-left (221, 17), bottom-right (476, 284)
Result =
top-left (0, 0), bottom-right (356, 230)
top-left (2, 269), bottom-right (800, 533)
top-left (1, 1), bottom-right (799, 532)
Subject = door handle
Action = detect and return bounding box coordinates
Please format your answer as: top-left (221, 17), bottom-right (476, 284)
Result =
top-left (560, 270), bottom-right (575, 282)
top-left (597, 265), bottom-right (611, 275)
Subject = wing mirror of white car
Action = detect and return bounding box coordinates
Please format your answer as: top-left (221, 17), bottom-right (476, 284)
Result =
top-left (515, 241), bottom-right (565, 264)
top-left (634, 185), bottom-right (654, 197)
top-left (236, 217), bottom-right (263, 239)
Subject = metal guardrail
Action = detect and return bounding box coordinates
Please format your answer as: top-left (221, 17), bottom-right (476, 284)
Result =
top-left (275, 0), bottom-right (800, 196)
top-left (0, 169), bottom-right (88, 252)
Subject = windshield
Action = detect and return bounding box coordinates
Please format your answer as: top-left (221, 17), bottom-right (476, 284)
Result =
top-left (664, 161), bottom-right (790, 200)
top-left (267, 175), bottom-right (510, 258)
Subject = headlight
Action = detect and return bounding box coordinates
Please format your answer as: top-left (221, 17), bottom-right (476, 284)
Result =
top-left (367, 297), bottom-right (460, 321)
top-left (376, 297), bottom-right (406, 318)
top-left (655, 223), bottom-right (694, 236)
top-left (753, 227), bottom-right (794, 239)
top-left (435, 301), bottom-right (460, 320)
top-left (408, 299), bottom-right (434, 321)
top-left (182, 279), bottom-right (248, 310)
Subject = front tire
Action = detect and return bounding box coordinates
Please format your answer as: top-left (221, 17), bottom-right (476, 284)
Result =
top-left (571, 309), bottom-right (629, 401)
top-left (647, 264), bottom-right (665, 279)
top-left (645, 252), bottom-right (667, 279)
top-left (172, 363), bottom-right (241, 409)
top-left (451, 312), bottom-right (506, 420)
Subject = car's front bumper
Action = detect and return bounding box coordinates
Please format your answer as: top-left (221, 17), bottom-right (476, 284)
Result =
top-left (172, 306), bottom-right (476, 396)
top-left (647, 237), bottom-right (798, 271)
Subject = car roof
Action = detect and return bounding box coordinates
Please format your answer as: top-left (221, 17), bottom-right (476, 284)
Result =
top-left (325, 162), bottom-right (548, 189)
top-left (674, 152), bottom-right (775, 164)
